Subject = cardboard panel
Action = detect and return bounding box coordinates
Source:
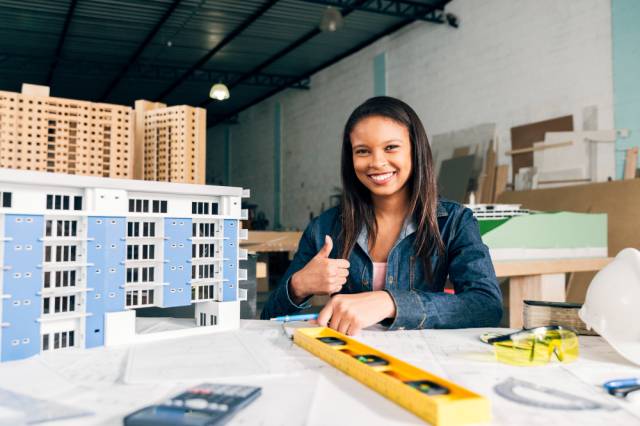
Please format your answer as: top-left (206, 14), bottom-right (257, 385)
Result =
top-left (510, 116), bottom-right (573, 183)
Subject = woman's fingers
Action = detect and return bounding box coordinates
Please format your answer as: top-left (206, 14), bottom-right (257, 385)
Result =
top-left (317, 302), bottom-right (333, 327)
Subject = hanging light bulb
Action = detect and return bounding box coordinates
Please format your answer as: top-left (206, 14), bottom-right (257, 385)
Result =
top-left (320, 6), bottom-right (343, 32)
top-left (209, 83), bottom-right (230, 101)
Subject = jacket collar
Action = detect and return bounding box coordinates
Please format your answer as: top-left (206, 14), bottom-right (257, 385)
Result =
top-left (355, 201), bottom-right (448, 253)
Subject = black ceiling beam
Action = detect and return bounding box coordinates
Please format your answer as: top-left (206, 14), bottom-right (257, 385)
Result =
top-left (299, 0), bottom-right (448, 22)
top-left (199, 0), bottom-right (368, 109)
top-left (208, 16), bottom-right (416, 127)
top-left (46, 0), bottom-right (78, 86)
top-left (0, 53), bottom-right (309, 90)
top-left (98, 0), bottom-right (182, 102)
top-left (156, 0), bottom-right (280, 102)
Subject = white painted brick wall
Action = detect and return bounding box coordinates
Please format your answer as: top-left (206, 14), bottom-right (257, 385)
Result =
top-left (208, 0), bottom-right (614, 230)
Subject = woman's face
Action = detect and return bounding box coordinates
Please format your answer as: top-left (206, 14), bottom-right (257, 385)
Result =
top-left (350, 115), bottom-right (412, 200)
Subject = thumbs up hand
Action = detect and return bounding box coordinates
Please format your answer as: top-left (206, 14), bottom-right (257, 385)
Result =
top-left (290, 235), bottom-right (351, 301)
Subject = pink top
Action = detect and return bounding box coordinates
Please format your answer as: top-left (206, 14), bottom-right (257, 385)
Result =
top-left (372, 262), bottom-right (388, 291)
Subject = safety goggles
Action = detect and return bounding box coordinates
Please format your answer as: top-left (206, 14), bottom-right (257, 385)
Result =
top-left (485, 325), bottom-right (579, 366)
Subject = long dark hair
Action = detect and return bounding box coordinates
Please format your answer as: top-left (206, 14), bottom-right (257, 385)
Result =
top-left (339, 96), bottom-right (444, 278)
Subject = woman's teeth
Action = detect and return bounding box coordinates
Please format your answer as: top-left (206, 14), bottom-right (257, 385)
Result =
top-left (369, 172), bottom-right (395, 183)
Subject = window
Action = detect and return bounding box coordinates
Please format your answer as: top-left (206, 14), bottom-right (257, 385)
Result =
top-left (43, 295), bottom-right (76, 314)
top-left (126, 266), bottom-right (155, 283)
top-left (46, 194), bottom-right (82, 211)
top-left (44, 270), bottom-right (76, 288)
top-left (193, 264), bottom-right (215, 280)
top-left (191, 202), bottom-right (219, 216)
top-left (129, 199), bottom-right (166, 213)
top-left (45, 245), bottom-right (77, 263)
top-left (192, 284), bottom-right (215, 301)
top-left (192, 243), bottom-right (215, 259)
top-left (42, 330), bottom-right (75, 351)
top-left (193, 222), bottom-right (215, 237)
top-left (45, 220), bottom-right (78, 237)
top-left (125, 289), bottom-right (155, 307)
top-left (127, 221), bottom-right (155, 237)
top-left (0, 192), bottom-right (11, 208)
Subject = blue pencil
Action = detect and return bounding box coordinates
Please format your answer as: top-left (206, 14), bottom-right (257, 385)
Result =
top-left (270, 313), bottom-right (319, 322)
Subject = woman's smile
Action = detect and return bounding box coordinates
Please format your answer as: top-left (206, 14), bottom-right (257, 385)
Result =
top-left (367, 171), bottom-right (396, 185)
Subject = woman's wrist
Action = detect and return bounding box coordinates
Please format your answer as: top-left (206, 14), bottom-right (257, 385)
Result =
top-left (381, 291), bottom-right (397, 318)
top-left (289, 272), bottom-right (308, 302)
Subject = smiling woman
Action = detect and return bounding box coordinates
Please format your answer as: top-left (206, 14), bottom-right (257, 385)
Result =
top-left (261, 96), bottom-right (503, 335)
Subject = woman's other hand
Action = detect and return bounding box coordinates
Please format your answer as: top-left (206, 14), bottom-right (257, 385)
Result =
top-left (316, 291), bottom-right (396, 336)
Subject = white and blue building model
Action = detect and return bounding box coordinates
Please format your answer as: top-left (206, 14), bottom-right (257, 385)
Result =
top-left (0, 168), bottom-right (249, 362)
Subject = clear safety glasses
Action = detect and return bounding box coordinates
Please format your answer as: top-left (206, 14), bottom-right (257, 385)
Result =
top-left (485, 325), bottom-right (579, 366)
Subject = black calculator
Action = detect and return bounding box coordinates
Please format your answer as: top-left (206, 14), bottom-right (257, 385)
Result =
top-left (124, 383), bottom-right (261, 426)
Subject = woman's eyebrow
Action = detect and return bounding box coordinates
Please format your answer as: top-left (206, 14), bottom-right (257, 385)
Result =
top-left (352, 139), bottom-right (403, 149)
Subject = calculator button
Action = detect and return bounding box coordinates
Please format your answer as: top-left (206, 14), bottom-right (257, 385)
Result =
top-left (185, 398), bottom-right (208, 410)
top-left (219, 404), bottom-right (229, 412)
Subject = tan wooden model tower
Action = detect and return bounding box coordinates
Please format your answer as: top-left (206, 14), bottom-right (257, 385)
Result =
top-left (0, 84), bottom-right (206, 184)
top-left (134, 100), bottom-right (207, 184)
top-left (0, 84), bottom-right (133, 178)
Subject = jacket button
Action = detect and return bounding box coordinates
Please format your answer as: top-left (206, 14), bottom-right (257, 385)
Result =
top-left (388, 276), bottom-right (394, 284)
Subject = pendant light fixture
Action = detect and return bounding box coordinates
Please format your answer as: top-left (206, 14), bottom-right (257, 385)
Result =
top-left (209, 82), bottom-right (230, 101)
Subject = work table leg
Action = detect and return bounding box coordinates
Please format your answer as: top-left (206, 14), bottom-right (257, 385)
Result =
top-left (508, 273), bottom-right (565, 328)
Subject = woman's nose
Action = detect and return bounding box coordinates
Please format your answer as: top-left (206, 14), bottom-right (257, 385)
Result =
top-left (370, 151), bottom-right (387, 168)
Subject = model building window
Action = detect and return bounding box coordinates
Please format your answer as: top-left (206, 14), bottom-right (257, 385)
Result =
top-left (126, 266), bottom-right (155, 283)
top-left (126, 289), bottom-right (154, 307)
top-left (127, 221), bottom-right (155, 237)
top-left (192, 284), bottom-right (215, 301)
top-left (0, 192), bottom-right (11, 208)
top-left (192, 243), bottom-right (215, 259)
top-left (193, 264), bottom-right (215, 280)
top-left (42, 330), bottom-right (75, 351)
top-left (193, 222), bottom-right (215, 237)
top-left (44, 245), bottom-right (77, 263)
top-left (43, 295), bottom-right (76, 314)
top-left (46, 194), bottom-right (82, 211)
top-left (43, 270), bottom-right (76, 288)
top-left (45, 220), bottom-right (78, 237)
top-left (192, 202), bottom-right (218, 215)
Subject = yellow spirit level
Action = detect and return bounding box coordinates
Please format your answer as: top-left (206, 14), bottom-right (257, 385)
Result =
top-left (293, 327), bottom-right (491, 426)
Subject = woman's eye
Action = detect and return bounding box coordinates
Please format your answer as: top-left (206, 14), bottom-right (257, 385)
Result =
top-left (385, 145), bottom-right (399, 151)
top-left (355, 149), bottom-right (368, 155)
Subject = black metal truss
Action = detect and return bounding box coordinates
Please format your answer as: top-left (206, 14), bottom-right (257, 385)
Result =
top-left (99, 0), bottom-right (183, 101)
top-left (209, 16), bottom-right (413, 126)
top-left (46, 0), bottom-right (78, 86)
top-left (298, 0), bottom-right (450, 22)
top-left (0, 53), bottom-right (308, 90)
top-left (156, 0), bottom-right (280, 102)
top-left (199, 0), bottom-right (368, 109)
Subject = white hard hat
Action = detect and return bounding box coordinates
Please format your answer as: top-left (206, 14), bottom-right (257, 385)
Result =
top-left (579, 248), bottom-right (640, 365)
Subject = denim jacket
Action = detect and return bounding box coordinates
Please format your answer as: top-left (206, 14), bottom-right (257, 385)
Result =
top-left (260, 199), bottom-right (503, 329)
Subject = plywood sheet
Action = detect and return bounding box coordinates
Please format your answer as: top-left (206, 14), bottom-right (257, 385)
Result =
top-left (438, 154), bottom-right (475, 202)
top-left (431, 123), bottom-right (496, 189)
top-left (493, 165), bottom-right (509, 202)
top-left (510, 116), bottom-right (573, 183)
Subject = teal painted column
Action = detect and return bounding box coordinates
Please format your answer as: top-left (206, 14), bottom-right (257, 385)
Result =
top-left (373, 52), bottom-right (386, 96)
top-left (273, 102), bottom-right (282, 229)
top-left (224, 126), bottom-right (231, 185)
top-left (612, 0), bottom-right (640, 177)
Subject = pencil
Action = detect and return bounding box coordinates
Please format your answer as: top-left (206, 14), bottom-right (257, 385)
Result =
top-left (269, 313), bottom-right (319, 322)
